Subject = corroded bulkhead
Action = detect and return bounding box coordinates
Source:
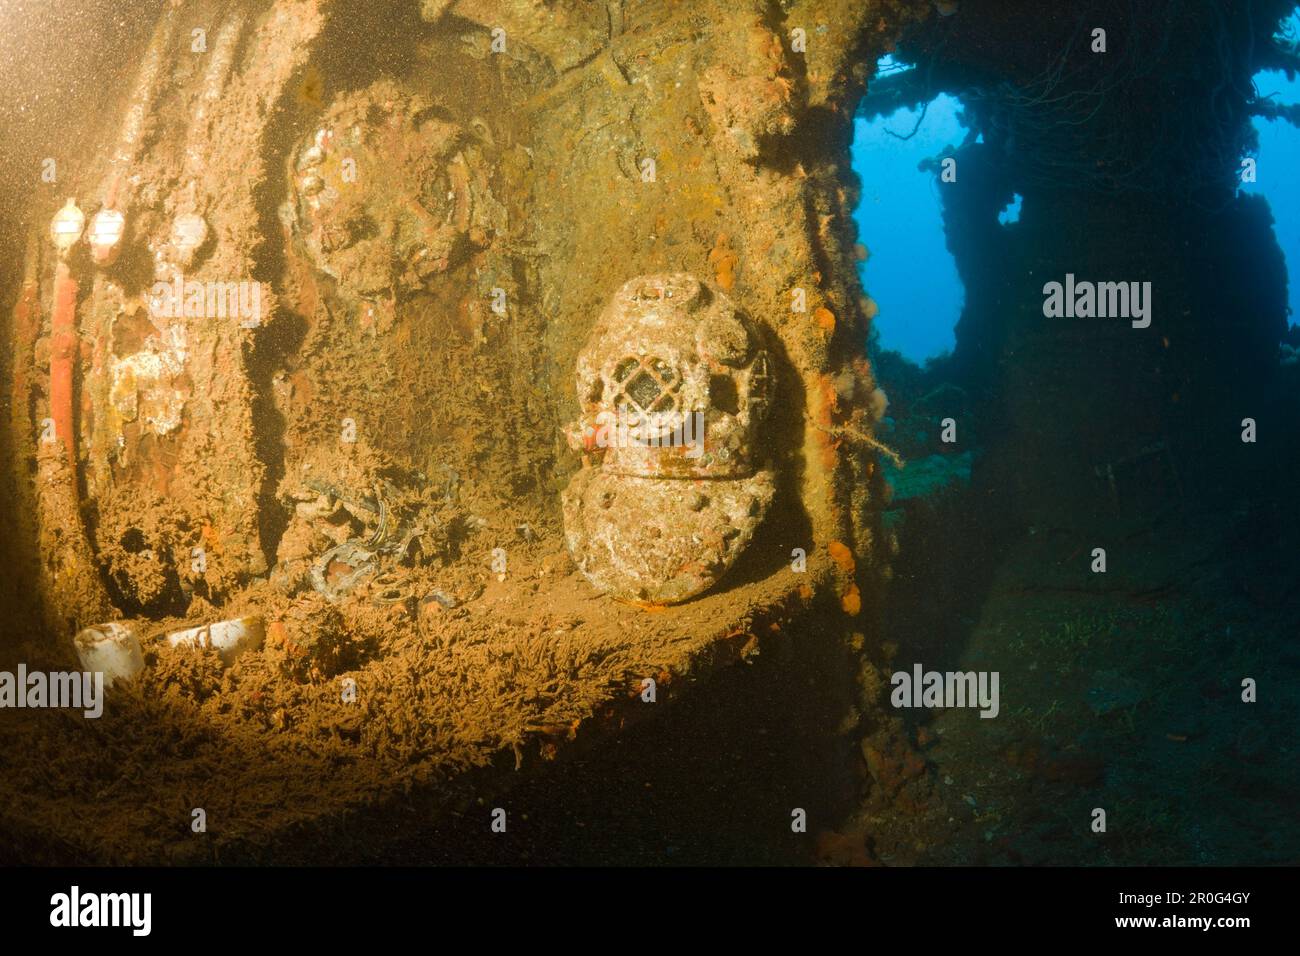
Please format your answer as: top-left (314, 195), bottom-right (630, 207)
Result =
top-left (0, 0), bottom-right (899, 865)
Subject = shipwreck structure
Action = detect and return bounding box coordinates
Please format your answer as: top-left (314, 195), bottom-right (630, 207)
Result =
top-left (1, 0), bottom-right (1295, 864)
top-left (0, 0), bottom-right (920, 863)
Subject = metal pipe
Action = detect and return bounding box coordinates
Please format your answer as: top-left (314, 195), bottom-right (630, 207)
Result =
top-left (103, 1), bottom-right (181, 209)
top-left (49, 260), bottom-right (77, 454)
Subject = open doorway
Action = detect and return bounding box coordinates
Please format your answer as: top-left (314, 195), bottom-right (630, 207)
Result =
top-left (851, 55), bottom-right (975, 513)
top-left (853, 56), bottom-right (966, 364)
top-left (1245, 12), bottom-right (1300, 353)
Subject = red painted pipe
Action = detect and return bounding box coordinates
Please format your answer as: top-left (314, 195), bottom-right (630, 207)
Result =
top-left (49, 260), bottom-right (78, 456)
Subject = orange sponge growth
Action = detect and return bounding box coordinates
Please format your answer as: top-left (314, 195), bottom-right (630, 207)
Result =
top-left (708, 234), bottom-right (738, 290)
top-left (828, 539), bottom-right (856, 575)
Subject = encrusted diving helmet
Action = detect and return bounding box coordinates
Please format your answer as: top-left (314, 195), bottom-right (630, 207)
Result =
top-left (561, 273), bottom-right (775, 603)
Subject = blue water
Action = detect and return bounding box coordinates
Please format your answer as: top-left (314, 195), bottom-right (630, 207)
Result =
top-left (851, 74), bottom-right (967, 363)
top-left (1245, 62), bottom-right (1300, 327)
top-left (853, 42), bottom-right (1300, 363)
top-left (998, 193), bottom-right (1023, 226)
